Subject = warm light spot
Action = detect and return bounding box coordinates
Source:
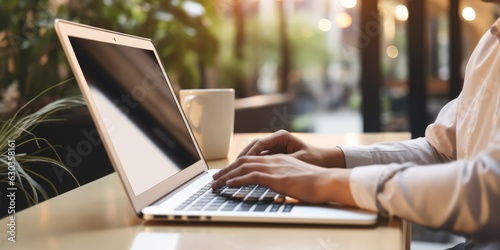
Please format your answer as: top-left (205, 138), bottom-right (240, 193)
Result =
top-left (386, 45), bottom-right (399, 58)
top-left (335, 13), bottom-right (352, 29)
top-left (39, 27), bottom-right (46, 36)
top-left (40, 54), bottom-right (48, 65)
top-left (462, 7), bottom-right (476, 21)
top-left (395, 5), bottom-right (409, 21)
top-left (40, 202), bottom-right (50, 228)
top-left (8, 56), bottom-right (15, 73)
top-left (0, 32), bottom-right (7, 48)
top-left (340, 0), bottom-right (357, 9)
top-left (318, 19), bottom-right (332, 32)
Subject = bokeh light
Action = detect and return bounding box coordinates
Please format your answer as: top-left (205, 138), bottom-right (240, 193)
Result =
top-left (335, 13), bottom-right (352, 29)
top-left (386, 45), bottom-right (399, 59)
top-left (340, 0), bottom-right (357, 9)
top-left (462, 7), bottom-right (476, 21)
top-left (395, 5), bottom-right (409, 21)
top-left (318, 18), bottom-right (332, 32)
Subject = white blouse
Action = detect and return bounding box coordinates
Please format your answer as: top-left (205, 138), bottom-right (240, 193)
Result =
top-left (339, 18), bottom-right (500, 240)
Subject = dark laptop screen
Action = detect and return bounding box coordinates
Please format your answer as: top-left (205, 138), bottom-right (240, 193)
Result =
top-left (69, 36), bottom-right (200, 196)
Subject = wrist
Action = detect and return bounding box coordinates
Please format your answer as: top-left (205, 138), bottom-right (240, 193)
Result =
top-left (321, 147), bottom-right (346, 168)
top-left (325, 169), bottom-right (356, 206)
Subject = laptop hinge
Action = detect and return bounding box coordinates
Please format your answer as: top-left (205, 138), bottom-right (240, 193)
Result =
top-left (151, 170), bottom-right (209, 206)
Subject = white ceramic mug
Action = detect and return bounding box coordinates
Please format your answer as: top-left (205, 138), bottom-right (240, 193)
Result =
top-left (179, 89), bottom-right (235, 160)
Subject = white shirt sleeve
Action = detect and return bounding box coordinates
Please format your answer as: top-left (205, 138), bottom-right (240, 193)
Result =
top-left (340, 136), bottom-right (451, 166)
top-left (336, 18), bottom-right (500, 240)
top-left (337, 17), bottom-right (500, 237)
top-left (339, 91), bottom-right (500, 238)
top-left (340, 99), bottom-right (458, 168)
top-left (347, 140), bottom-right (500, 238)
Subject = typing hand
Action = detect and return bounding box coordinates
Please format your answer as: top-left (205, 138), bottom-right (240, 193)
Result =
top-left (237, 130), bottom-right (346, 169)
top-left (211, 154), bottom-right (351, 204)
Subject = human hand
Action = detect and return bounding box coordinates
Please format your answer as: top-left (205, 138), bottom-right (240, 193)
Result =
top-left (238, 130), bottom-right (346, 168)
top-left (211, 154), bottom-right (355, 205)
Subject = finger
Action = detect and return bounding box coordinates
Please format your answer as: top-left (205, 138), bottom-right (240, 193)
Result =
top-left (236, 139), bottom-right (259, 158)
top-left (211, 156), bottom-right (265, 185)
top-left (244, 130), bottom-right (290, 156)
top-left (212, 162), bottom-right (236, 180)
top-left (212, 155), bottom-right (252, 180)
top-left (212, 161), bottom-right (271, 189)
top-left (225, 172), bottom-right (291, 199)
top-left (225, 171), bottom-right (275, 188)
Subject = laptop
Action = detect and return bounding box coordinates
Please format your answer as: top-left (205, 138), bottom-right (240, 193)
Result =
top-left (54, 19), bottom-right (377, 225)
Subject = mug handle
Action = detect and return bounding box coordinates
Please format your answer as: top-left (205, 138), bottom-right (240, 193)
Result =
top-left (183, 95), bottom-right (202, 132)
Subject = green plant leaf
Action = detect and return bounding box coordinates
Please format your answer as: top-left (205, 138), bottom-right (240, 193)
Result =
top-left (0, 78), bottom-right (85, 205)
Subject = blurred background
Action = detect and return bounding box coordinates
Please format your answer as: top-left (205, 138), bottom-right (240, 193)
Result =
top-left (2, 0), bottom-right (499, 134)
top-left (1, 0), bottom-right (499, 248)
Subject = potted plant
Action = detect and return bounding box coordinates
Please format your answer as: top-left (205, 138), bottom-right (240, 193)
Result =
top-left (0, 79), bottom-right (84, 217)
top-left (1, 1), bottom-right (221, 217)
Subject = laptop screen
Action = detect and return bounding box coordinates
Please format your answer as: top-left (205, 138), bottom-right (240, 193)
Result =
top-left (69, 36), bottom-right (200, 196)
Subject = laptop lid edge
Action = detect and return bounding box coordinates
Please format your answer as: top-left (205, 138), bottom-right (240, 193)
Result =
top-left (55, 19), bottom-right (209, 216)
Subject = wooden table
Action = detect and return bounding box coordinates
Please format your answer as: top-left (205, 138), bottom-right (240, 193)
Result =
top-left (0, 133), bottom-right (411, 249)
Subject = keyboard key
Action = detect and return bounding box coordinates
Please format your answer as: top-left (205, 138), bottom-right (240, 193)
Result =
top-left (221, 204), bottom-right (238, 211)
top-left (253, 201), bottom-right (271, 212)
top-left (221, 187), bottom-right (239, 196)
top-left (214, 196), bottom-right (228, 201)
top-left (237, 202), bottom-right (255, 212)
top-left (211, 199), bottom-right (227, 204)
top-left (220, 200), bottom-right (241, 211)
top-left (243, 195), bottom-right (261, 202)
top-left (175, 183), bottom-right (293, 214)
top-left (232, 192), bottom-right (248, 199)
top-left (283, 204), bottom-right (294, 212)
top-left (174, 206), bottom-right (186, 211)
top-left (206, 204), bottom-right (223, 211)
top-left (269, 203), bottom-right (282, 212)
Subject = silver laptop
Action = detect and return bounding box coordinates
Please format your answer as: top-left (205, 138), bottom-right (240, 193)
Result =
top-left (55, 19), bottom-right (377, 225)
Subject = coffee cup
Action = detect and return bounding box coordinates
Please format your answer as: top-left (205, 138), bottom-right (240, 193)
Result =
top-left (179, 89), bottom-right (235, 160)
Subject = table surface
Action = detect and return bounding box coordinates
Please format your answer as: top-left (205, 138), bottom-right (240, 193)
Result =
top-left (0, 132), bottom-right (411, 250)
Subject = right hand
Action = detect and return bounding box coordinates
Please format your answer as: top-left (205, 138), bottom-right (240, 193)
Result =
top-left (211, 153), bottom-right (355, 206)
top-left (237, 130), bottom-right (345, 168)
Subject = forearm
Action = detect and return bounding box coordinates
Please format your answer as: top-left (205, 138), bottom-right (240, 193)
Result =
top-left (316, 146), bottom-right (346, 168)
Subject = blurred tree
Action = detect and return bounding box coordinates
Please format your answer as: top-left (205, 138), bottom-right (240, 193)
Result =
top-left (277, 0), bottom-right (290, 93)
top-left (0, 0), bottom-right (219, 116)
top-left (233, 0), bottom-right (245, 60)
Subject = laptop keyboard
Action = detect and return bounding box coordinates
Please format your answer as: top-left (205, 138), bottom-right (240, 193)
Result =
top-left (174, 183), bottom-right (294, 213)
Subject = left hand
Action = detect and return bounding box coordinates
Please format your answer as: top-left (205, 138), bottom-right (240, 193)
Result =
top-left (211, 154), bottom-right (355, 205)
top-left (234, 130), bottom-right (346, 168)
